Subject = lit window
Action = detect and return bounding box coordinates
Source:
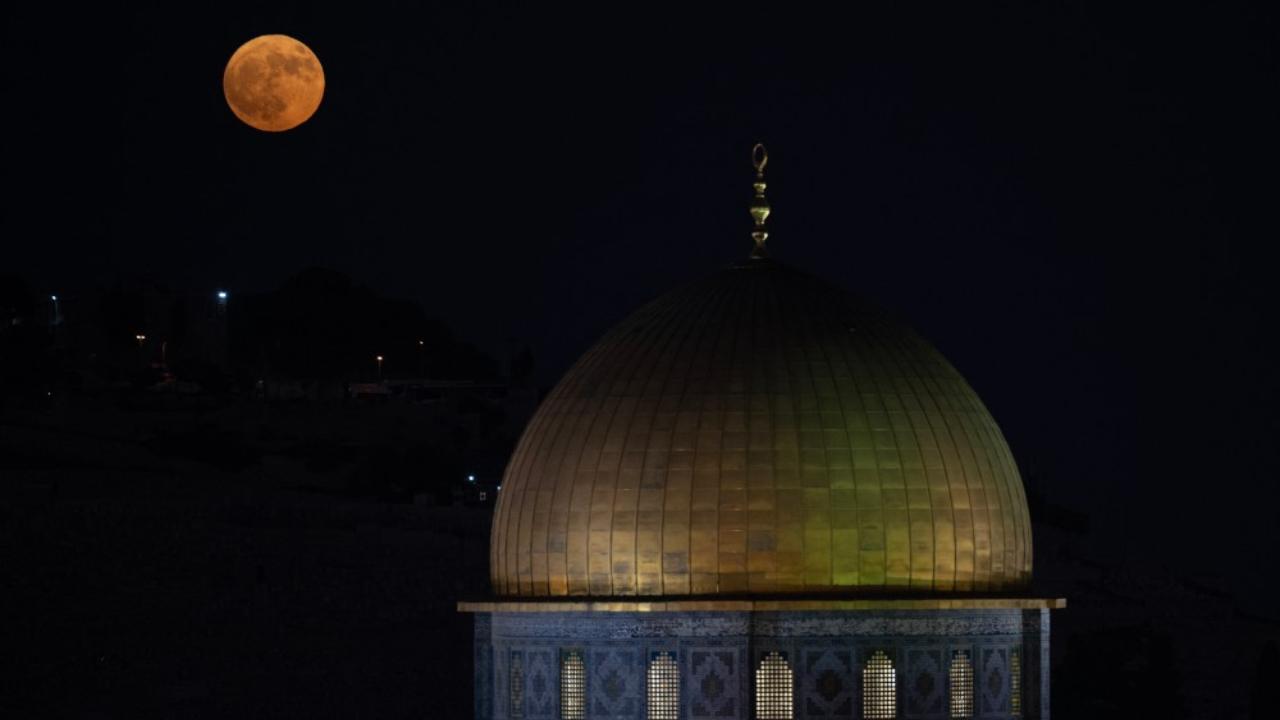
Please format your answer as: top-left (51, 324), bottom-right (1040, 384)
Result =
top-left (647, 651), bottom-right (679, 719)
top-left (510, 653), bottom-right (524, 719)
top-left (862, 650), bottom-right (896, 719)
top-left (949, 651), bottom-right (973, 719)
top-left (756, 651), bottom-right (793, 719)
top-left (561, 650), bottom-right (585, 720)
top-left (1010, 650), bottom-right (1021, 717)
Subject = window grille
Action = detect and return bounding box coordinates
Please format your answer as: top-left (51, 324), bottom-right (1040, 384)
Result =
top-left (560, 650), bottom-right (585, 720)
top-left (862, 650), bottom-right (896, 719)
top-left (1010, 650), bottom-right (1021, 717)
top-left (949, 651), bottom-right (973, 719)
top-left (510, 653), bottom-right (524, 719)
top-left (647, 651), bottom-right (680, 719)
top-left (755, 651), bottom-right (794, 719)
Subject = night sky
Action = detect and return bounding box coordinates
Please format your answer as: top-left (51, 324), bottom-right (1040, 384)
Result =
top-left (5, 1), bottom-right (1279, 604)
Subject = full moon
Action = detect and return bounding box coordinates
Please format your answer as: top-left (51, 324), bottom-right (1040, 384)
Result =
top-left (223, 34), bottom-right (324, 132)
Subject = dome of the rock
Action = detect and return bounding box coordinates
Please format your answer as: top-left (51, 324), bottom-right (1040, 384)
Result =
top-left (466, 147), bottom-right (1058, 720)
top-left (490, 259), bottom-right (1032, 597)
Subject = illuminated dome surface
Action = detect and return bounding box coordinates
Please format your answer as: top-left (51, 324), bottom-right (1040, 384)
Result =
top-left (491, 259), bottom-right (1031, 597)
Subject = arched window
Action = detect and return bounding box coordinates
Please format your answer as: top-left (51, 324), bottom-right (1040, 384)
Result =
top-left (510, 652), bottom-right (524, 719)
top-left (949, 651), bottom-right (973, 719)
top-left (560, 650), bottom-right (585, 720)
top-left (862, 650), bottom-right (896, 719)
top-left (647, 651), bottom-right (680, 719)
top-left (756, 651), bottom-right (794, 719)
top-left (1010, 650), bottom-right (1021, 717)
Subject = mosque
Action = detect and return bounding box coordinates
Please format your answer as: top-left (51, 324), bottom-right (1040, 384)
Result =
top-left (460, 145), bottom-right (1063, 719)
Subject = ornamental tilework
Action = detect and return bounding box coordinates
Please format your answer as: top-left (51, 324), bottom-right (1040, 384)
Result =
top-left (688, 649), bottom-right (738, 719)
top-left (980, 647), bottom-right (1010, 716)
top-left (510, 651), bottom-right (525, 719)
top-left (524, 649), bottom-right (557, 720)
top-left (904, 647), bottom-right (944, 718)
top-left (472, 609), bottom-right (1052, 720)
top-left (799, 648), bottom-right (854, 719)
top-left (590, 648), bottom-right (640, 719)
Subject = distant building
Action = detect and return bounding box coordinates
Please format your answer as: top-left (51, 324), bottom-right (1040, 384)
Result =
top-left (39, 282), bottom-right (230, 388)
top-left (461, 147), bottom-right (1061, 718)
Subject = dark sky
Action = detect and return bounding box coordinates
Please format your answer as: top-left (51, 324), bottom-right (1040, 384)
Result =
top-left (5, 4), bottom-right (1278, 597)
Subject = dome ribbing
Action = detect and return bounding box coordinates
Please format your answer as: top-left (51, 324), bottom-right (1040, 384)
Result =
top-left (490, 260), bottom-right (1032, 597)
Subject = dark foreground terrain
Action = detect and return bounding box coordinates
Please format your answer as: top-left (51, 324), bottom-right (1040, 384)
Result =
top-left (3, 408), bottom-right (490, 719)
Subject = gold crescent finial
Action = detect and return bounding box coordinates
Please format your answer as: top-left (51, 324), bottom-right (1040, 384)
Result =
top-left (752, 143), bottom-right (768, 174)
top-left (749, 143), bottom-right (771, 259)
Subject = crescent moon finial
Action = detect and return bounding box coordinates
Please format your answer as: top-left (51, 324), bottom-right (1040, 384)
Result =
top-left (752, 143), bottom-right (768, 174)
top-left (749, 143), bottom-right (771, 259)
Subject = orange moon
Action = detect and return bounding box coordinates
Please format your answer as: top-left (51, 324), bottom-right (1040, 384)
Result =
top-left (223, 34), bottom-right (324, 132)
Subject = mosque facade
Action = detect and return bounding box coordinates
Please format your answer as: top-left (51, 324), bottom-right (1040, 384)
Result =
top-left (460, 146), bottom-right (1062, 719)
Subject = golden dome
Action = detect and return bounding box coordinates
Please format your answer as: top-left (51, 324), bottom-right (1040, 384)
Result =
top-left (490, 260), bottom-right (1032, 597)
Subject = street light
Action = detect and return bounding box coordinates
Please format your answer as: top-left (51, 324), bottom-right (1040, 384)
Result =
top-left (417, 339), bottom-right (425, 378)
top-left (213, 290), bottom-right (229, 321)
top-left (376, 355), bottom-right (384, 381)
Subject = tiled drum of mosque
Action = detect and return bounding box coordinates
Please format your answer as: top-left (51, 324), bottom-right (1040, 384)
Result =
top-left (468, 606), bottom-right (1054, 719)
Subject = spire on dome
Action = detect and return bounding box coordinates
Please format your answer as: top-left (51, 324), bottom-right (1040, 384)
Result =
top-left (749, 143), bottom-right (771, 259)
